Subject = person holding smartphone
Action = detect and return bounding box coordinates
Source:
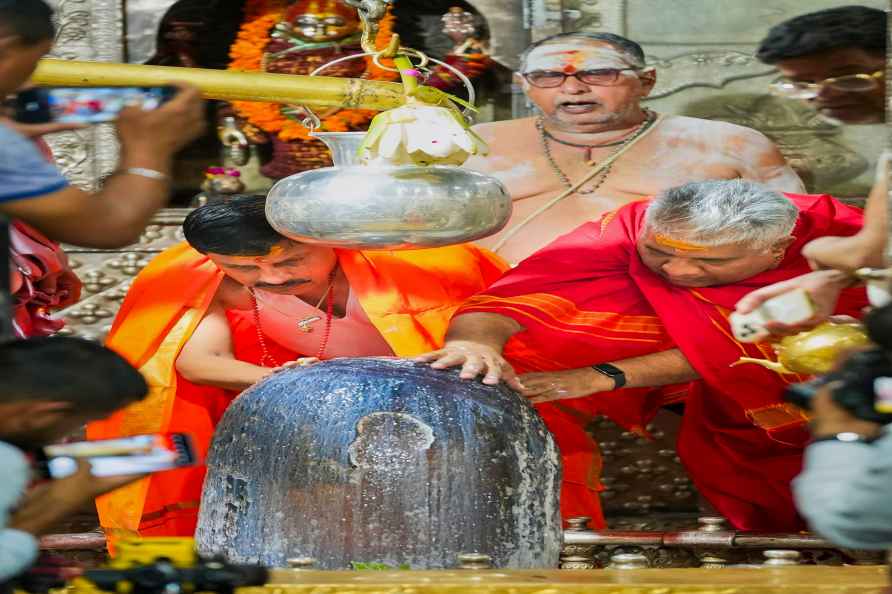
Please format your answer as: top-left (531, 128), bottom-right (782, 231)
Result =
top-left (0, 337), bottom-right (147, 583)
top-left (0, 0), bottom-right (206, 249)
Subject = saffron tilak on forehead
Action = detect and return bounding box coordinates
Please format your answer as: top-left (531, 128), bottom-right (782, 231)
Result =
top-left (524, 44), bottom-right (632, 72)
top-left (250, 243), bottom-right (286, 263)
top-left (653, 233), bottom-right (708, 252)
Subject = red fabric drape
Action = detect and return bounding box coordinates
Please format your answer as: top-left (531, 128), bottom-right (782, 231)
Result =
top-left (458, 193), bottom-right (867, 530)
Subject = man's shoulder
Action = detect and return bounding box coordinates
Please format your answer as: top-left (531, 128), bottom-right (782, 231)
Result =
top-left (471, 117), bottom-right (536, 142)
top-left (0, 441), bottom-right (30, 503)
top-left (0, 440), bottom-right (27, 468)
top-left (0, 122), bottom-right (48, 159)
top-left (660, 114), bottom-right (770, 142)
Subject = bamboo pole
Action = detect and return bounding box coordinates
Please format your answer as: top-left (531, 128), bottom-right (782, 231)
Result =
top-left (31, 59), bottom-right (406, 110)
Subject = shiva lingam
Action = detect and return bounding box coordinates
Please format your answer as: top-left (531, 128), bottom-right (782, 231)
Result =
top-left (734, 321), bottom-right (872, 375)
top-left (195, 358), bottom-right (562, 569)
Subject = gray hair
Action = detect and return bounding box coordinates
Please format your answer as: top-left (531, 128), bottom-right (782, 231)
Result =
top-left (644, 180), bottom-right (799, 249)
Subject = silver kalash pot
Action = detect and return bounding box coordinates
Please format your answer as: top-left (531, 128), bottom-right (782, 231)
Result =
top-left (264, 132), bottom-right (512, 249)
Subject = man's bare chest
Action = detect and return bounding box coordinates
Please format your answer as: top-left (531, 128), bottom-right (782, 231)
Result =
top-left (504, 147), bottom-right (739, 201)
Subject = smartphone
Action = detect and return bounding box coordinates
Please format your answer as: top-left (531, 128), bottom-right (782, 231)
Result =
top-left (40, 433), bottom-right (198, 478)
top-left (14, 86), bottom-right (177, 125)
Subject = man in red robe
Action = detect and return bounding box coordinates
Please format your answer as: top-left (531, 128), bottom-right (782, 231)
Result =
top-left (420, 179), bottom-right (867, 531)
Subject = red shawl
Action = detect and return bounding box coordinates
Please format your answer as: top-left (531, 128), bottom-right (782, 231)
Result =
top-left (458, 193), bottom-right (867, 530)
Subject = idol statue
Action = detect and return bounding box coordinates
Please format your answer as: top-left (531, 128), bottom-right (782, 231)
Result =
top-left (195, 358), bottom-right (562, 569)
top-left (425, 6), bottom-right (493, 93)
top-left (225, 0), bottom-right (399, 179)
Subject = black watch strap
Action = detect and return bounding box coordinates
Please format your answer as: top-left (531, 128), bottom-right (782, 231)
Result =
top-left (592, 363), bottom-right (626, 390)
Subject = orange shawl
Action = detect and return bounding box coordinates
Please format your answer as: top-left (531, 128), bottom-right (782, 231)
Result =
top-left (87, 242), bottom-right (506, 545)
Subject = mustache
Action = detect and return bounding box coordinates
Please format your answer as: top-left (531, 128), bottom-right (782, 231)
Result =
top-left (254, 279), bottom-right (310, 290)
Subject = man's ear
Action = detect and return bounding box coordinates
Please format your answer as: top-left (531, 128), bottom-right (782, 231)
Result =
top-left (772, 235), bottom-right (797, 257)
top-left (638, 67), bottom-right (657, 97)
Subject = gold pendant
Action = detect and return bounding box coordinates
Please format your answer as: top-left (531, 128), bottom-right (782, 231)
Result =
top-left (297, 315), bottom-right (321, 333)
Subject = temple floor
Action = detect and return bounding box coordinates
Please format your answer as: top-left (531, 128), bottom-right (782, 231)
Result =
top-left (237, 566), bottom-right (890, 593)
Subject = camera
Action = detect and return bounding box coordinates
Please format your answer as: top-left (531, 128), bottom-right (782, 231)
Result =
top-left (785, 347), bottom-right (892, 425)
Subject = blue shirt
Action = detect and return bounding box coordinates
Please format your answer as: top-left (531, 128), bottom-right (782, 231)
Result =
top-left (0, 123), bottom-right (68, 203)
top-left (0, 441), bottom-right (37, 581)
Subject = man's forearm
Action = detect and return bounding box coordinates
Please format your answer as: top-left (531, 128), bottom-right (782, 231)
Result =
top-left (445, 312), bottom-right (523, 351)
top-left (613, 348), bottom-right (699, 388)
top-left (88, 152), bottom-right (174, 246)
top-left (2, 158), bottom-right (173, 249)
top-left (176, 355), bottom-right (272, 392)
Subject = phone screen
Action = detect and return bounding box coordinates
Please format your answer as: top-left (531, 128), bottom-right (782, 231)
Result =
top-left (15, 87), bottom-right (175, 125)
top-left (43, 433), bottom-right (197, 478)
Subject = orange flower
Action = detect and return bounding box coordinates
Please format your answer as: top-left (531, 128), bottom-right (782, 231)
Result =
top-left (228, 0), bottom-right (399, 141)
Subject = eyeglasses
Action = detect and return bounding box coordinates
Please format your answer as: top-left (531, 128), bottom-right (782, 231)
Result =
top-left (769, 70), bottom-right (883, 100)
top-left (522, 68), bottom-right (640, 88)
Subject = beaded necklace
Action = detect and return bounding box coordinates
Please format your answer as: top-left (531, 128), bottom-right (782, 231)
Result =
top-left (250, 268), bottom-right (337, 367)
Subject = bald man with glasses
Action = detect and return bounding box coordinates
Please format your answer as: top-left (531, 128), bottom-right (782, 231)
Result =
top-left (464, 32), bottom-right (805, 264)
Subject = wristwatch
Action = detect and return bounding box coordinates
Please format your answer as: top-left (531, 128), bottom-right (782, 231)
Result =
top-left (592, 363), bottom-right (626, 390)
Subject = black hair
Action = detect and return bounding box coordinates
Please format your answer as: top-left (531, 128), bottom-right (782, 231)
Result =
top-left (756, 5), bottom-right (886, 64)
top-left (0, 337), bottom-right (147, 412)
top-left (183, 194), bottom-right (287, 256)
top-left (0, 0), bottom-right (56, 44)
top-left (521, 32), bottom-right (646, 70)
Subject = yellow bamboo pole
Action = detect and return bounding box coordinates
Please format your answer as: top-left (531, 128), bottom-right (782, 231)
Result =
top-left (31, 59), bottom-right (406, 110)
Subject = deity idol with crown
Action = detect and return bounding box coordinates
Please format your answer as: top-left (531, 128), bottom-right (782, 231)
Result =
top-left (225, 0), bottom-right (398, 179)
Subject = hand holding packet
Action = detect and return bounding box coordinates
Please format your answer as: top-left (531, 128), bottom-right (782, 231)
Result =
top-left (730, 288), bottom-right (816, 343)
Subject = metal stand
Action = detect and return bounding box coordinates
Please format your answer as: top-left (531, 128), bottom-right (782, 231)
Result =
top-left (0, 214), bottom-right (13, 342)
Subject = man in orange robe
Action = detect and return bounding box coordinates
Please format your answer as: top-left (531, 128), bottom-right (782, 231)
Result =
top-left (420, 179), bottom-right (867, 531)
top-left (87, 195), bottom-right (507, 545)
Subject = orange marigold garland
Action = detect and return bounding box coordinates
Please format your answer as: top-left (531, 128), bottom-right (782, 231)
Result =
top-left (228, 0), bottom-right (398, 142)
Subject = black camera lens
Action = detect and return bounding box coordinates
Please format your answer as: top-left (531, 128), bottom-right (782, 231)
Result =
top-left (784, 376), bottom-right (832, 411)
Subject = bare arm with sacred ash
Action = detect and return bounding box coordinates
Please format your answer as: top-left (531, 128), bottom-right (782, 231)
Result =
top-left (417, 312), bottom-right (699, 403)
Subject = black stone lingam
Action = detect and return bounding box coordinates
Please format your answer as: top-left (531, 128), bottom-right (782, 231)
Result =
top-left (195, 357), bottom-right (561, 569)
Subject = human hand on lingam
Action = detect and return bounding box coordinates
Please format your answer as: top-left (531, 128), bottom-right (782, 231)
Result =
top-left (518, 368), bottom-right (613, 404)
top-left (415, 340), bottom-right (524, 391)
top-left (273, 357), bottom-right (320, 373)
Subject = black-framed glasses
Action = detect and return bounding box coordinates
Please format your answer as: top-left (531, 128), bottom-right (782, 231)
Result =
top-left (522, 68), bottom-right (640, 88)
top-left (769, 71), bottom-right (883, 99)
